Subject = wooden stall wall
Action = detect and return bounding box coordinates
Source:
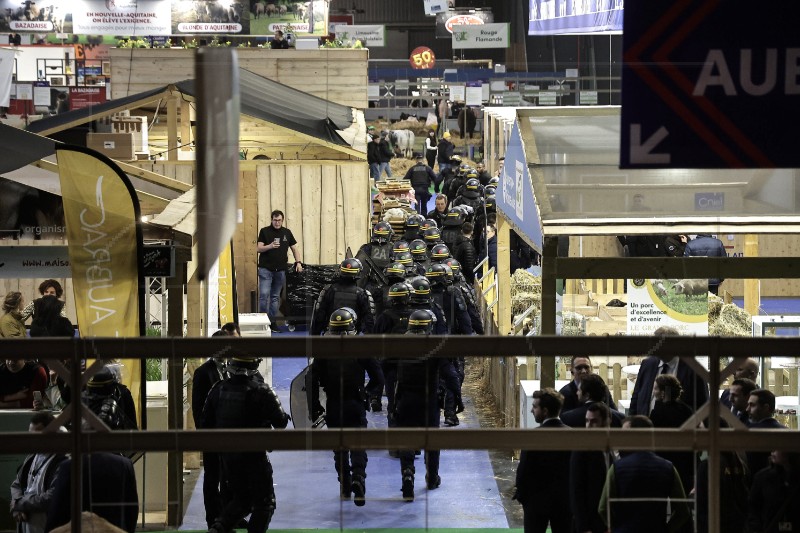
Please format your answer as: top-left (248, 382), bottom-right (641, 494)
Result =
top-left (109, 49), bottom-right (368, 109)
top-left (235, 161), bottom-right (370, 312)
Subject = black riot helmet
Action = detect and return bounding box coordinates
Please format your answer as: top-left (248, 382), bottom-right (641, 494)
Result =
top-left (423, 226), bottom-right (441, 245)
top-left (407, 309), bottom-right (435, 335)
top-left (420, 218), bottom-right (437, 232)
top-left (328, 307), bottom-right (358, 335)
top-left (488, 176), bottom-right (499, 186)
top-left (394, 251), bottom-right (414, 266)
top-left (425, 263), bottom-right (449, 288)
top-left (372, 221), bottom-right (394, 244)
top-left (384, 261), bottom-right (407, 282)
top-left (484, 195), bottom-right (496, 211)
top-left (387, 282), bottom-right (411, 306)
top-left (227, 356), bottom-right (261, 375)
top-left (484, 185), bottom-right (497, 197)
top-left (392, 240), bottom-right (410, 257)
top-left (339, 258), bottom-right (363, 279)
top-left (450, 154), bottom-right (462, 166)
top-left (443, 257), bottom-right (462, 279)
top-left (443, 208), bottom-right (466, 227)
top-left (409, 277), bottom-right (432, 305)
top-left (430, 243), bottom-right (451, 261)
top-left (404, 213), bottom-right (425, 232)
top-left (409, 239), bottom-right (428, 261)
top-left (462, 177), bottom-right (481, 199)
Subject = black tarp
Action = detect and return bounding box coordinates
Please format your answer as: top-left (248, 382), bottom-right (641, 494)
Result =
top-left (0, 123), bottom-right (57, 174)
top-left (26, 69), bottom-right (352, 147)
top-left (284, 264), bottom-right (339, 325)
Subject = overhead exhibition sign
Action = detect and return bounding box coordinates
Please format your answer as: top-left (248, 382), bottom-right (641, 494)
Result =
top-left (495, 120), bottom-right (543, 253)
top-left (451, 22), bottom-right (508, 49)
top-left (333, 24), bottom-right (385, 47)
top-left (72, 0), bottom-right (172, 36)
top-left (435, 9), bottom-right (493, 38)
top-left (621, 1), bottom-right (800, 168)
top-left (528, 0), bottom-right (622, 35)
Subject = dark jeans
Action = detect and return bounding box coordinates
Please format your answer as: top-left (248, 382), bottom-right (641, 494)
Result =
top-left (522, 501), bottom-right (571, 533)
top-left (202, 451), bottom-right (225, 528)
top-left (415, 187), bottom-right (431, 214)
top-left (216, 453), bottom-right (275, 533)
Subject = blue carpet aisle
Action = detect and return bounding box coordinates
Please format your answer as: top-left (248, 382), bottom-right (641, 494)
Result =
top-left (182, 330), bottom-right (509, 530)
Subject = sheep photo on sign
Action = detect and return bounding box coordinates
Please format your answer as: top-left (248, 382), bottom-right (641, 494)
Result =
top-left (249, 0), bottom-right (327, 36)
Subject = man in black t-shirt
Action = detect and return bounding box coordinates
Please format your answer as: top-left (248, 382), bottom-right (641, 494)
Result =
top-left (257, 210), bottom-right (303, 331)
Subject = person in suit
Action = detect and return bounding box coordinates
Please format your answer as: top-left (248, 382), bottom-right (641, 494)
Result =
top-left (560, 374), bottom-right (624, 428)
top-left (569, 402), bottom-right (615, 533)
top-left (727, 377), bottom-right (757, 425)
top-left (746, 389), bottom-right (787, 477)
top-left (45, 453), bottom-right (139, 533)
top-left (649, 374), bottom-right (695, 494)
top-left (559, 356), bottom-right (617, 413)
top-left (747, 450), bottom-right (800, 533)
top-left (598, 416), bottom-right (691, 533)
top-left (720, 358), bottom-right (759, 409)
top-left (628, 326), bottom-right (709, 416)
top-left (514, 388), bottom-right (571, 533)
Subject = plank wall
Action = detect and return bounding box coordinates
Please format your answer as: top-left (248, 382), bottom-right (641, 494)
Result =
top-left (109, 48), bottom-right (368, 109)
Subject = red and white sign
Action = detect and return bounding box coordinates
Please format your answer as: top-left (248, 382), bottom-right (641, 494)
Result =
top-left (69, 87), bottom-right (108, 110)
top-left (444, 14), bottom-right (484, 33)
top-left (410, 46), bottom-right (436, 69)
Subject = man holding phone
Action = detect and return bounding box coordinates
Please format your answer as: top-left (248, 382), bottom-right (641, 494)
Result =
top-left (257, 210), bottom-right (303, 332)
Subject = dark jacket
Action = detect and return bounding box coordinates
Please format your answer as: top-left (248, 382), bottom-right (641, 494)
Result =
top-left (696, 453), bottom-right (749, 533)
top-left (747, 464), bottom-right (800, 533)
top-left (650, 399), bottom-right (696, 493)
top-left (404, 162), bottom-right (437, 190)
top-left (45, 453), bottom-right (139, 533)
top-left (436, 138), bottom-right (454, 164)
top-left (559, 380), bottom-right (617, 412)
top-left (367, 140), bottom-right (380, 165)
top-left (192, 358), bottom-right (226, 427)
top-left (377, 138), bottom-right (394, 163)
top-left (570, 450), bottom-right (612, 533)
top-left (746, 417), bottom-right (787, 476)
top-left (629, 357), bottom-right (709, 416)
top-left (426, 208), bottom-right (448, 228)
top-left (452, 234), bottom-right (476, 283)
top-left (487, 235), bottom-right (497, 271)
top-left (515, 418), bottom-right (570, 506)
top-left (311, 279), bottom-right (376, 335)
top-left (684, 234), bottom-right (726, 286)
top-left (560, 402), bottom-right (624, 428)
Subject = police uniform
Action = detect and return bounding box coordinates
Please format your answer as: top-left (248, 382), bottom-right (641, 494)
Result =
top-left (311, 280), bottom-right (375, 336)
top-left (311, 313), bottom-right (382, 506)
top-left (404, 158), bottom-right (438, 214)
top-left (202, 359), bottom-right (290, 533)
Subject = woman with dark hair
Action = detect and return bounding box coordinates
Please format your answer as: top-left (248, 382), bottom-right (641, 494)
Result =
top-left (29, 295), bottom-right (74, 338)
top-left (20, 279), bottom-right (67, 322)
top-left (424, 129), bottom-right (438, 169)
top-left (0, 291), bottom-right (26, 338)
top-left (650, 373), bottom-right (696, 496)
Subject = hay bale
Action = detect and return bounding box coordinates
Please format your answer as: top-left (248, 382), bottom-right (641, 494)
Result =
top-left (708, 293), bottom-right (724, 322)
top-left (562, 311), bottom-right (585, 336)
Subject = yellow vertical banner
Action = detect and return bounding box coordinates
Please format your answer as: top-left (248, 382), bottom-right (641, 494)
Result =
top-left (218, 242), bottom-right (235, 325)
top-left (56, 146), bottom-right (145, 426)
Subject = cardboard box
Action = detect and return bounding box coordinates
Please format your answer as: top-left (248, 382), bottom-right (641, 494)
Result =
top-left (87, 132), bottom-right (135, 160)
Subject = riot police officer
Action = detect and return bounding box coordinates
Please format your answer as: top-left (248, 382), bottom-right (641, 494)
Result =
top-left (311, 258), bottom-right (375, 335)
top-left (401, 213), bottom-right (426, 242)
top-left (374, 282), bottom-right (415, 425)
top-left (356, 222), bottom-right (394, 312)
top-left (442, 257), bottom-right (484, 335)
top-left (408, 277), bottom-right (447, 335)
top-left (440, 207), bottom-right (466, 252)
top-left (202, 356), bottom-right (290, 533)
top-left (426, 263), bottom-right (473, 336)
top-left (404, 154), bottom-right (438, 214)
top-left (409, 238), bottom-right (430, 275)
top-left (394, 310), bottom-right (462, 501)
top-left (311, 308), bottom-right (382, 507)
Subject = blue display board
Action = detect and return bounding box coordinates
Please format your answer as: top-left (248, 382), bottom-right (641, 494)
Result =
top-left (496, 121), bottom-right (543, 253)
top-left (529, 0), bottom-right (622, 35)
top-left (621, 1), bottom-right (800, 168)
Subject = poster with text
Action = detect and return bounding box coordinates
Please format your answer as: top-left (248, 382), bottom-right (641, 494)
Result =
top-left (627, 278), bottom-right (708, 336)
top-left (172, 0), bottom-right (248, 34)
top-left (72, 0), bottom-right (172, 36)
top-left (249, 0), bottom-right (328, 36)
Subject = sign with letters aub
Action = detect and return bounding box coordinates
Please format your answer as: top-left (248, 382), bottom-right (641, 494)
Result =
top-left (451, 23), bottom-right (509, 49)
top-left (621, 1), bottom-right (800, 168)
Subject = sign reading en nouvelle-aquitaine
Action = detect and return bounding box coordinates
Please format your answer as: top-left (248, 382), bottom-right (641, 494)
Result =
top-left (621, 1), bottom-right (800, 168)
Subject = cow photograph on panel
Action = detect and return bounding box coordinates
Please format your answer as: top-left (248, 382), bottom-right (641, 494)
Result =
top-left (249, 0), bottom-right (327, 36)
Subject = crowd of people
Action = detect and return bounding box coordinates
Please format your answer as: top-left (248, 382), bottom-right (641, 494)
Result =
top-left (515, 346), bottom-right (798, 533)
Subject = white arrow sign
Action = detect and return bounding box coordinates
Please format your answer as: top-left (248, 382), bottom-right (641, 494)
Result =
top-left (629, 124), bottom-right (670, 164)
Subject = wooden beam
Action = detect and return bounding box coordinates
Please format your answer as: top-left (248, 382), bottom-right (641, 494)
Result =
top-left (180, 99), bottom-right (192, 152)
top-left (743, 235), bottom-right (760, 316)
top-left (33, 91), bottom-right (171, 137)
top-left (167, 96), bottom-right (178, 161)
top-left (114, 160), bottom-right (192, 192)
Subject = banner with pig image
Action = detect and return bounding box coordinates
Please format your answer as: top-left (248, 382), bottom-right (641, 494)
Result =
top-left (627, 278), bottom-right (708, 336)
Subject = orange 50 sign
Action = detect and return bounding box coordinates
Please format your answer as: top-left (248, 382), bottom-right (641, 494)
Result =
top-left (410, 46), bottom-right (436, 69)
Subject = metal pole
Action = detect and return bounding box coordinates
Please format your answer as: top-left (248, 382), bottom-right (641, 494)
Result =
top-left (70, 343), bottom-right (82, 533)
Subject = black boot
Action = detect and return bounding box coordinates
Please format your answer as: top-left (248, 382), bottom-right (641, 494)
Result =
top-left (370, 396), bottom-right (382, 412)
top-left (444, 411), bottom-right (459, 426)
top-left (401, 468), bottom-right (415, 501)
top-left (426, 473), bottom-right (441, 490)
top-left (351, 475), bottom-right (366, 507)
top-left (339, 472), bottom-right (352, 499)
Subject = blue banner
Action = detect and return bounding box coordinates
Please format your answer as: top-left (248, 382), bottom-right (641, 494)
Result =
top-left (529, 0), bottom-right (622, 35)
top-left (621, 1), bottom-right (800, 168)
top-left (496, 121), bottom-right (543, 253)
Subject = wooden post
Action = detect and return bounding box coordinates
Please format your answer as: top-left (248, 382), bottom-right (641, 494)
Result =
top-left (180, 99), bottom-right (192, 152)
top-left (166, 264), bottom-right (186, 527)
top-left (167, 96), bottom-right (178, 161)
top-left (743, 234), bottom-right (760, 317)
top-left (540, 236), bottom-right (558, 388)
top-left (497, 215), bottom-right (512, 336)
